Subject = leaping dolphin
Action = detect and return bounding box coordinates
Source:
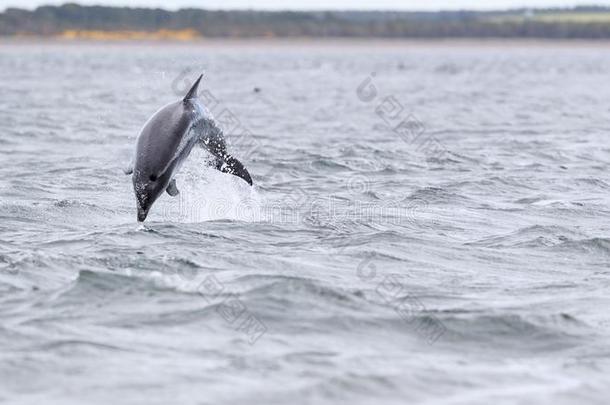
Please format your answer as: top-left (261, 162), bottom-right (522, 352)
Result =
top-left (125, 74), bottom-right (253, 222)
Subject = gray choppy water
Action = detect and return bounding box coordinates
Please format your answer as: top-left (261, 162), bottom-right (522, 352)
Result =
top-left (1, 41), bottom-right (610, 404)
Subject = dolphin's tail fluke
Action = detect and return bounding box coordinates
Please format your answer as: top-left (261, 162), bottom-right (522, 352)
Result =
top-left (183, 74), bottom-right (203, 102)
top-left (213, 155), bottom-right (253, 186)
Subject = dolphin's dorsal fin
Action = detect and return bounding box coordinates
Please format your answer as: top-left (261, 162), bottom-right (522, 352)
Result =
top-left (183, 74), bottom-right (203, 102)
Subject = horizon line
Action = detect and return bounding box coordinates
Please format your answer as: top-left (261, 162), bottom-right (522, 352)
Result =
top-left (3, 2), bottom-right (610, 13)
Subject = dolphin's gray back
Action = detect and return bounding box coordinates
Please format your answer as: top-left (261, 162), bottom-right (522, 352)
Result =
top-left (134, 101), bottom-right (196, 180)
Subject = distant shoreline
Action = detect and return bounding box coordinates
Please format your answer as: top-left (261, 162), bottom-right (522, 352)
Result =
top-left (3, 5), bottom-right (610, 39)
top-left (2, 37), bottom-right (610, 48)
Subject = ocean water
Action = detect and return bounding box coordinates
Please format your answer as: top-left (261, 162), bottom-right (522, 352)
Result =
top-left (1, 40), bottom-right (609, 404)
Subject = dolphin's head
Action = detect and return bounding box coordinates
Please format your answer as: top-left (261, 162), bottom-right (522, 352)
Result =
top-left (133, 170), bottom-right (169, 222)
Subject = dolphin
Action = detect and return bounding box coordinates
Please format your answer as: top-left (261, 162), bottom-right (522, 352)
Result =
top-left (125, 74), bottom-right (253, 222)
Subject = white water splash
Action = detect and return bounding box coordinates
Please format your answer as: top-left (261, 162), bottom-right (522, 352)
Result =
top-left (151, 148), bottom-right (263, 223)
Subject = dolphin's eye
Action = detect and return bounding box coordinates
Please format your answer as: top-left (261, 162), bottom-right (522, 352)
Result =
top-left (149, 174), bottom-right (158, 182)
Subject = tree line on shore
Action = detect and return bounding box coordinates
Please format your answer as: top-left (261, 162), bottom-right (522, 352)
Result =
top-left (2, 4), bottom-right (610, 38)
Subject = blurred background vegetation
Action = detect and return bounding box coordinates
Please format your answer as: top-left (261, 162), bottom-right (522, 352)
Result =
top-left (2, 3), bottom-right (610, 39)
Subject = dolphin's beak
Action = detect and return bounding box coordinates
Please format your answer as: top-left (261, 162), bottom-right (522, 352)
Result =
top-left (137, 207), bottom-right (149, 222)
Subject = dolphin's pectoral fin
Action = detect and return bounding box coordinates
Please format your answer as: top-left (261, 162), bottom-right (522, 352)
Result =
top-left (124, 154), bottom-right (134, 175)
top-left (166, 179), bottom-right (180, 197)
top-left (213, 155), bottom-right (253, 186)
